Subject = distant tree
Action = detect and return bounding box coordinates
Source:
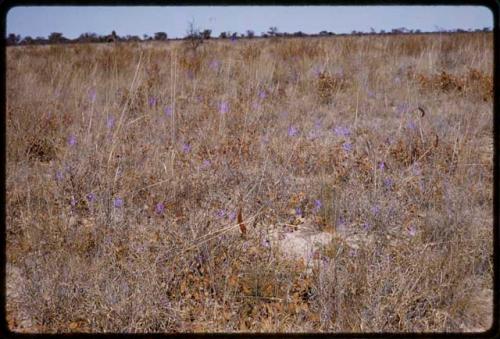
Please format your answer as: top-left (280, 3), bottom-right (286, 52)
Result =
top-left (219, 31), bottom-right (228, 39)
top-left (201, 29), bottom-right (211, 39)
top-left (268, 26), bottom-right (279, 36)
top-left (319, 30), bottom-right (329, 36)
top-left (415, 29), bottom-right (421, 34)
top-left (185, 21), bottom-right (204, 50)
top-left (48, 32), bottom-right (64, 44)
top-left (6, 33), bottom-right (21, 46)
top-left (34, 36), bottom-right (48, 45)
top-left (154, 32), bottom-right (168, 41)
top-left (246, 30), bottom-right (255, 38)
top-left (380, 29), bottom-right (385, 34)
top-left (77, 32), bottom-right (99, 43)
top-left (293, 31), bottom-right (305, 37)
top-left (125, 35), bottom-right (141, 42)
top-left (20, 35), bottom-right (34, 45)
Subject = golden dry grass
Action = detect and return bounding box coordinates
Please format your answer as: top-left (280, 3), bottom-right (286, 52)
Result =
top-left (6, 32), bottom-right (493, 333)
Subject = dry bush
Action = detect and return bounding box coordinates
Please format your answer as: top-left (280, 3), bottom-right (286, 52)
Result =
top-left (6, 32), bottom-right (493, 333)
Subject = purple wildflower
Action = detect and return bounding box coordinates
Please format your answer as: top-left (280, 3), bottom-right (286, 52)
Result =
top-left (337, 217), bottom-right (347, 232)
top-left (55, 170), bottom-right (64, 182)
top-left (342, 142), bottom-right (353, 152)
top-left (314, 119), bottom-right (322, 130)
top-left (349, 248), bottom-right (358, 257)
top-left (313, 200), bottom-right (322, 213)
top-left (394, 76), bottom-right (402, 85)
top-left (313, 65), bottom-right (323, 77)
top-left (408, 224), bottom-right (417, 237)
top-left (288, 126), bottom-right (299, 137)
top-left (367, 90), bottom-right (375, 98)
top-left (113, 197), bottom-right (124, 208)
top-left (182, 143), bottom-right (191, 153)
top-left (407, 120), bottom-right (417, 130)
top-left (202, 159), bottom-right (211, 168)
top-left (261, 134), bottom-right (270, 144)
top-left (89, 88), bottom-right (96, 102)
top-left (412, 163), bottom-right (422, 176)
top-left (155, 203), bottom-right (165, 215)
top-left (148, 96), bottom-right (157, 107)
top-left (396, 103), bottom-right (409, 116)
top-left (362, 222), bottom-right (372, 231)
top-left (106, 116), bottom-right (115, 129)
top-left (209, 59), bottom-right (220, 71)
top-left (258, 90), bottom-right (267, 100)
top-left (371, 205), bottom-right (380, 215)
top-left (216, 209), bottom-right (226, 218)
top-left (164, 106), bottom-right (173, 117)
top-left (86, 193), bottom-right (95, 203)
top-left (68, 135), bottom-right (77, 147)
top-left (230, 35), bottom-right (237, 43)
top-left (295, 207), bottom-right (304, 217)
top-left (70, 196), bottom-right (77, 207)
top-left (383, 177), bottom-right (394, 189)
top-left (378, 162), bottom-right (386, 170)
top-left (229, 211), bottom-right (237, 221)
top-left (333, 126), bottom-right (351, 138)
top-left (219, 101), bottom-right (229, 114)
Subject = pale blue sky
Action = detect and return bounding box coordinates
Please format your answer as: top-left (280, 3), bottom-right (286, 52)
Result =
top-left (6, 6), bottom-right (494, 39)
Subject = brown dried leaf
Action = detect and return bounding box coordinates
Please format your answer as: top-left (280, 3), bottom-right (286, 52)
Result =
top-left (238, 208), bottom-right (247, 235)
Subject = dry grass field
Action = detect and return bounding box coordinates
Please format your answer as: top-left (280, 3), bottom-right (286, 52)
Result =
top-left (5, 32), bottom-right (494, 333)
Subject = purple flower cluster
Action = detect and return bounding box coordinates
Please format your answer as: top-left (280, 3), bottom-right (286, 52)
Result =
top-left (155, 203), bottom-right (165, 215)
top-left (55, 170), bottom-right (64, 182)
top-left (209, 59), bottom-right (221, 71)
top-left (383, 177), bottom-right (394, 189)
top-left (164, 106), bottom-right (173, 117)
top-left (86, 193), bottom-right (95, 202)
top-left (342, 142), bottom-right (353, 152)
top-left (68, 135), bottom-right (77, 147)
top-left (114, 197), bottom-right (124, 208)
top-left (201, 159), bottom-right (211, 168)
top-left (396, 103), bottom-right (409, 115)
top-left (106, 116), bottom-right (115, 129)
top-left (313, 199), bottom-right (322, 213)
top-left (333, 126), bottom-right (351, 138)
top-left (219, 101), bottom-right (229, 114)
top-left (295, 207), bottom-right (304, 217)
top-left (148, 96), bottom-right (157, 107)
top-left (182, 143), bottom-right (191, 153)
top-left (89, 88), bottom-right (96, 102)
top-left (371, 205), bottom-right (380, 215)
top-left (288, 126), bottom-right (299, 137)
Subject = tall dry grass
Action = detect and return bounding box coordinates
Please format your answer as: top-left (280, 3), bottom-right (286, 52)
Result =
top-left (6, 32), bottom-right (493, 333)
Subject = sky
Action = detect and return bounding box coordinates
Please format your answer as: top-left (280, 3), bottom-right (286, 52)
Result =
top-left (6, 5), bottom-right (494, 39)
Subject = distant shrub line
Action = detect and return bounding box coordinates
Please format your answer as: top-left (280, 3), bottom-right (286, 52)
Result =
top-left (5, 26), bottom-right (492, 46)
